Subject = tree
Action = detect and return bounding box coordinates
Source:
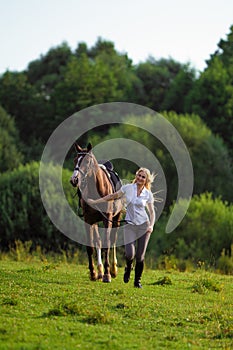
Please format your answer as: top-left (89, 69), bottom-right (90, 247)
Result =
top-left (91, 111), bottom-right (233, 205)
top-left (161, 64), bottom-right (196, 113)
top-left (23, 38), bottom-right (143, 132)
top-left (81, 37), bottom-right (143, 102)
top-left (0, 106), bottom-right (24, 172)
top-left (135, 58), bottom-right (196, 111)
top-left (186, 25), bottom-right (233, 152)
top-left (207, 25), bottom-right (233, 69)
top-left (27, 42), bottom-right (72, 99)
top-left (0, 71), bottom-right (54, 157)
top-left (53, 52), bottom-right (123, 119)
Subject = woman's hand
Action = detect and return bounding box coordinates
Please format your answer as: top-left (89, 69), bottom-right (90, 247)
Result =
top-left (147, 225), bottom-right (154, 234)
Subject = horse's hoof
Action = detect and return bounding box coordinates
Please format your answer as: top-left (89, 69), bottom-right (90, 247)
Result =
top-left (102, 274), bottom-right (111, 283)
top-left (97, 264), bottom-right (103, 280)
top-left (90, 271), bottom-right (97, 281)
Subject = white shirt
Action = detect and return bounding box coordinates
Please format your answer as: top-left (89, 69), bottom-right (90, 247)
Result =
top-left (120, 183), bottom-right (154, 225)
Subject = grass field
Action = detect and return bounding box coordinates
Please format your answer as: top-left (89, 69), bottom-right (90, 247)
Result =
top-left (0, 259), bottom-right (232, 350)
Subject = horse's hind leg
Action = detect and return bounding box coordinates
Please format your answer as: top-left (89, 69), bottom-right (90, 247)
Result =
top-left (110, 243), bottom-right (118, 278)
top-left (102, 248), bottom-right (111, 283)
top-left (102, 226), bottom-right (111, 283)
top-left (86, 224), bottom-right (97, 281)
top-left (110, 225), bottom-right (118, 278)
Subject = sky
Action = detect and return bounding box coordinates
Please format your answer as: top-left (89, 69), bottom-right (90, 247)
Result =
top-left (0, 0), bottom-right (233, 75)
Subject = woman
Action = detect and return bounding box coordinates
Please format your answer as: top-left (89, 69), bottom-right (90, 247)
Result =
top-left (87, 168), bottom-right (155, 288)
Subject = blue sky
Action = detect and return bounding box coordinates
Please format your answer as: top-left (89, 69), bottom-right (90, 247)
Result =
top-left (1, 0), bottom-right (233, 74)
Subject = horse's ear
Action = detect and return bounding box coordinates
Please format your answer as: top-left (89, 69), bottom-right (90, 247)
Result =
top-left (75, 143), bottom-right (82, 153)
top-left (87, 143), bottom-right (92, 151)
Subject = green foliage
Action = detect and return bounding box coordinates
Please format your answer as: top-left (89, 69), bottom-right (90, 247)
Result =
top-left (217, 245), bottom-right (233, 275)
top-left (207, 25), bottom-right (233, 73)
top-left (0, 71), bottom-right (53, 150)
top-left (162, 111), bottom-right (233, 202)
top-left (149, 193), bottom-right (233, 264)
top-left (44, 302), bottom-right (82, 317)
top-left (192, 276), bottom-right (223, 294)
top-left (0, 105), bottom-right (24, 172)
top-left (0, 162), bottom-right (78, 250)
top-left (9, 240), bottom-right (33, 262)
top-left (153, 276), bottom-right (172, 285)
top-left (92, 112), bottom-right (233, 204)
top-left (161, 64), bottom-right (196, 113)
top-left (1, 31), bottom-right (233, 164)
top-left (27, 41), bottom-right (72, 88)
top-left (148, 193), bottom-right (233, 266)
top-left (1, 297), bottom-right (18, 306)
top-left (135, 57), bottom-right (196, 111)
top-left (89, 38), bottom-right (143, 102)
top-left (0, 39), bottom-right (198, 157)
top-left (0, 72), bottom-right (36, 139)
top-left (53, 38), bottom-right (141, 119)
top-left (217, 255), bottom-right (233, 275)
top-left (54, 53), bottom-right (119, 118)
top-left (186, 26), bottom-right (233, 152)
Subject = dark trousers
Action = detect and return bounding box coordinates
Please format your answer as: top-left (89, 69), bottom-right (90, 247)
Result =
top-left (124, 222), bottom-right (151, 262)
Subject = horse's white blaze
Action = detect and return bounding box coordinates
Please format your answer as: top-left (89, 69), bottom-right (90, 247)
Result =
top-left (71, 158), bottom-right (82, 182)
top-left (71, 169), bottom-right (78, 180)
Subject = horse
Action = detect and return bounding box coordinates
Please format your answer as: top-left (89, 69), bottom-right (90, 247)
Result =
top-left (70, 143), bottom-right (122, 282)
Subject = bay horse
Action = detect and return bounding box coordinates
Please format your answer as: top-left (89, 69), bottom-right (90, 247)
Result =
top-left (70, 143), bottom-right (122, 282)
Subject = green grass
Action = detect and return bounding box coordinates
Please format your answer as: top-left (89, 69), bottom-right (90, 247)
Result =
top-left (0, 260), bottom-right (232, 350)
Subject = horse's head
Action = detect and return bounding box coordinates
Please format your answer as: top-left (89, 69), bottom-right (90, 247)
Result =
top-left (70, 143), bottom-right (95, 187)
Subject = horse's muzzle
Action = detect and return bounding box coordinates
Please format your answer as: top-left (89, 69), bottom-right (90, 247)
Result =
top-left (70, 178), bottom-right (78, 187)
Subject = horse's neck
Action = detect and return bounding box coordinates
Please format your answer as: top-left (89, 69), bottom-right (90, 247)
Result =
top-left (85, 166), bottom-right (102, 197)
top-left (95, 167), bottom-right (110, 197)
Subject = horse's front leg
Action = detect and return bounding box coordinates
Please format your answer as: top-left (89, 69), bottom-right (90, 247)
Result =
top-left (110, 225), bottom-right (118, 278)
top-left (93, 224), bottom-right (103, 280)
top-left (85, 224), bottom-right (97, 281)
top-left (102, 224), bottom-right (111, 283)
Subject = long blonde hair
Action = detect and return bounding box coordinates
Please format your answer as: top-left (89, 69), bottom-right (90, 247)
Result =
top-left (133, 167), bottom-right (155, 190)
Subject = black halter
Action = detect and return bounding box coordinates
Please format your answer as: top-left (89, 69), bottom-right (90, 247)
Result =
top-left (74, 152), bottom-right (93, 176)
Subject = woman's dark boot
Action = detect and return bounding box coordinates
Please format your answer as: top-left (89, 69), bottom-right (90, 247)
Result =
top-left (134, 261), bottom-right (144, 288)
top-left (123, 259), bottom-right (133, 283)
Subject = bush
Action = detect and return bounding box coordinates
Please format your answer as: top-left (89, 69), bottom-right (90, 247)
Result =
top-left (0, 162), bottom-right (79, 251)
top-left (0, 105), bottom-right (24, 172)
top-left (192, 277), bottom-right (223, 294)
top-left (148, 193), bottom-right (233, 267)
top-left (217, 246), bottom-right (233, 275)
top-left (173, 193), bottom-right (233, 263)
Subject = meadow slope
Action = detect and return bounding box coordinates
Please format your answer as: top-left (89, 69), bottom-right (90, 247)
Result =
top-left (0, 260), bottom-right (232, 350)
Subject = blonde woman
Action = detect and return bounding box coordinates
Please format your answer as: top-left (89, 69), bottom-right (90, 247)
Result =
top-left (87, 168), bottom-right (155, 288)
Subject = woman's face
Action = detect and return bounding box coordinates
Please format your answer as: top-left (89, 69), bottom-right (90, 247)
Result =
top-left (136, 170), bottom-right (147, 186)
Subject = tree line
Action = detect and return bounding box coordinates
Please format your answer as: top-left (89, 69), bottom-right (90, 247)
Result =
top-left (0, 26), bottom-right (232, 269)
top-left (0, 25), bottom-right (233, 162)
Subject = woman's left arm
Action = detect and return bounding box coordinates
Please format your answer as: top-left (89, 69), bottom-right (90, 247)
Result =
top-left (147, 202), bottom-right (155, 233)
